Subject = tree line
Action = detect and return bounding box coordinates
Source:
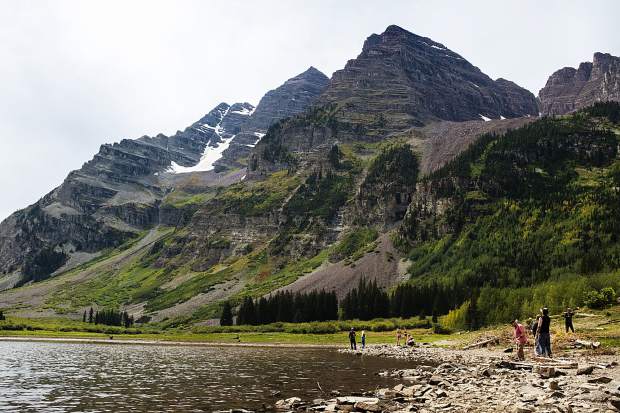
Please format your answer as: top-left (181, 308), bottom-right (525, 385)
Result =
top-left (226, 278), bottom-right (468, 326)
top-left (228, 290), bottom-right (338, 326)
top-left (83, 307), bottom-right (134, 328)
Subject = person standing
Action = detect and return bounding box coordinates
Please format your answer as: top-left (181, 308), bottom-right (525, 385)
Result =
top-left (396, 329), bottom-right (401, 346)
top-left (512, 319), bottom-right (527, 361)
top-left (361, 330), bottom-right (366, 350)
top-left (536, 308), bottom-right (552, 358)
top-left (563, 308), bottom-right (575, 333)
top-left (348, 328), bottom-right (357, 350)
top-left (531, 312), bottom-right (542, 356)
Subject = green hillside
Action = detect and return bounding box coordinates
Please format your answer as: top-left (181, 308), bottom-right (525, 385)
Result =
top-left (397, 102), bottom-right (620, 327)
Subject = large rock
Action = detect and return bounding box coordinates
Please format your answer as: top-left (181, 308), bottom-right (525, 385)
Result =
top-left (539, 52), bottom-right (620, 115)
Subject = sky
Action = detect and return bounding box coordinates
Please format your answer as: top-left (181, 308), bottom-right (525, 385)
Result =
top-left (1, 0), bottom-right (619, 221)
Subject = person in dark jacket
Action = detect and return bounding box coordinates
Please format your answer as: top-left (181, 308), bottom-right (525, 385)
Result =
top-left (563, 308), bottom-right (575, 333)
top-left (531, 312), bottom-right (542, 356)
top-left (348, 328), bottom-right (356, 350)
top-left (536, 307), bottom-right (552, 358)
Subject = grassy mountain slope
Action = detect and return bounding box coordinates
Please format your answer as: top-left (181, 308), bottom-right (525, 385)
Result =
top-left (397, 102), bottom-right (620, 327)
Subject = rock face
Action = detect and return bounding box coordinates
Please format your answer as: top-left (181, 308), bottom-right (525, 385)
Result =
top-left (0, 68), bottom-right (328, 288)
top-left (319, 25), bottom-right (538, 134)
top-left (539, 52), bottom-right (620, 115)
top-left (215, 67), bottom-right (329, 170)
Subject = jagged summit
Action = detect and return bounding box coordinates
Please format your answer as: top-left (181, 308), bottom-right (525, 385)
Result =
top-left (319, 25), bottom-right (538, 132)
top-left (212, 66), bottom-right (330, 171)
top-left (539, 52), bottom-right (620, 115)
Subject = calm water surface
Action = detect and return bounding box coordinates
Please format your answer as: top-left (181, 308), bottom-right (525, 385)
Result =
top-left (0, 341), bottom-right (414, 412)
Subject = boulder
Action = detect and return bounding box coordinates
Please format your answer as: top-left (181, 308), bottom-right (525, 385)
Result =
top-left (577, 366), bottom-right (596, 375)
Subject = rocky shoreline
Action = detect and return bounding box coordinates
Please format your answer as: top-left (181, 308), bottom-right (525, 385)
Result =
top-left (219, 344), bottom-right (620, 413)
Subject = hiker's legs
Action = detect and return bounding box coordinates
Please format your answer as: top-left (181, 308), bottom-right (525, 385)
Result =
top-left (534, 336), bottom-right (542, 356)
top-left (568, 322), bottom-right (574, 333)
top-left (540, 333), bottom-right (552, 357)
top-left (517, 343), bottom-right (525, 361)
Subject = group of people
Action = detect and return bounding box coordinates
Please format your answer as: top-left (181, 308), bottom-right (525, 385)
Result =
top-left (348, 328), bottom-right (366, 350)
top-left (396, 329), bottom-right (415, 347)
top-left (511, 307), bottom-right (576, 361)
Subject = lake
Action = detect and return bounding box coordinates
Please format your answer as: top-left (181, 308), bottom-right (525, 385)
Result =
top-left (0, 341), bottom-right (414, 412)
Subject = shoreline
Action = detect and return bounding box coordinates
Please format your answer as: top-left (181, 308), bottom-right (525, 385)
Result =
top-left (274, 344), bottom-right (620, 412)
top-left (0, 335), bottom-right (343, 348)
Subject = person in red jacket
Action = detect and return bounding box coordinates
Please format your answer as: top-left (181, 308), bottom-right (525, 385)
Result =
top-left (512, 319), bottom-right (528, 361)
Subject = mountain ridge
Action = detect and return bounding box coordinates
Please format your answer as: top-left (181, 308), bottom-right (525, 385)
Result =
top-left (1, 25), bottom-right (619, 327)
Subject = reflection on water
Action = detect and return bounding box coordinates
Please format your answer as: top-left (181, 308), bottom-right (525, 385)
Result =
top-left (0, 341), bottom-right (412, 412)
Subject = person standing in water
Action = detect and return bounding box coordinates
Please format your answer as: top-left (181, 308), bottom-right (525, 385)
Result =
top-left (361, 330), bottom-right (366, 350)
top-left (512, 319), bottom-right (527, 361)
top-left (348, 328), bottom-right (357, 350)
top-left (536, 307), bottom-right (552, 358)
top-left (563, 308), bottom-right (575, 333)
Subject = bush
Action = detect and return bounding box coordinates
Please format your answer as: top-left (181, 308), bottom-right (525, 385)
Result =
top-left (432, 323), bottom-right (452, 335)
top-left (585, 287), bottom-right (617, 309)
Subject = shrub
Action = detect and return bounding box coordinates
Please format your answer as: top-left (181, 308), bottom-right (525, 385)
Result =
top-left (584, 287), bottom-right (617, 309)
top-left (432, 323), bottom-right (452, 335)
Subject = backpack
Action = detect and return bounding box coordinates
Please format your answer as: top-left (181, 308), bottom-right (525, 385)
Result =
top-left (530, 319), bottom-right (538, 335)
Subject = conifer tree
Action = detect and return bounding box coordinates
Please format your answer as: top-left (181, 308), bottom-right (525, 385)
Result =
top-left (220, 301), bottom-right (233, 326)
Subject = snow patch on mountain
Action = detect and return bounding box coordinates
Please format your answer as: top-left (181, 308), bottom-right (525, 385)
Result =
top-left (169, 107), bottom-right (236, 174)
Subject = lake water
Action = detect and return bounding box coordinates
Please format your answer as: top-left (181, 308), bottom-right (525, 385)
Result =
top-left (0, 341), bottom-right (414, 412)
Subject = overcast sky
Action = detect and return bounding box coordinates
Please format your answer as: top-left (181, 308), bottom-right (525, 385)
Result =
top-left (1, 0), bottom-right (618, 220)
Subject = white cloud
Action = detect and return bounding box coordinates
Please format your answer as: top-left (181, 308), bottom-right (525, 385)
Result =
top-left (0, 0), bottom-right (619, 220)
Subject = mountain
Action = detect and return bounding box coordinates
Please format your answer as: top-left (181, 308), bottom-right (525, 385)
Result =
top-left (214, 67), bottom-right (329, 171)
top-left (539, 52), bottom-right (620, 115)
top-left (2, 24), bottom-right (617, 328)
top-left (0, 67), bottom-right (328, 290)
top-left (319, 25), bottom-right (538, 134)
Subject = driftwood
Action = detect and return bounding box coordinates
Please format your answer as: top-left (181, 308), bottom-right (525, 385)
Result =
top-left (574, 340), bottom-right (601, 349)
top-left (462, 337), bottom-right (500, 350)
top-left (497, 359), bottom-right (578, 372)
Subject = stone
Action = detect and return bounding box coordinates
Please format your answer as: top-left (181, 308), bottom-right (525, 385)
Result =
top-left (535, 367), bottom-right (556, 379)
top-left (336, 397), bottom-right (379, 405)
top-left (429, 376), bottom-right (443, 385)
top-left (588, 376), bottom-right (613, 384)
top-left (608, 398), bottom-right (620, 410)
top-left (577, 366), bottom-right (596, 375)
top-left (549, 381), bottom-right (561, 391)
top-left (353, 401), bottom-right (383, 412)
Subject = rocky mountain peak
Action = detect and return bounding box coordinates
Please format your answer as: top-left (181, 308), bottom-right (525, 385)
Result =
top-left (539, 52), bottom-right (620, 115)
top-left (319, 25), bottom-right (538, 132)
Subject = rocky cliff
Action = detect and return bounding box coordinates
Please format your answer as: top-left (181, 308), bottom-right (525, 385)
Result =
top-left (319, 25), bottom-right (538, 134)
top-left (0, 68), bottom-right (328, 289)
top-left (215, 67), bottom-right (329, 171)
top-left (539, 52), bottom-right (620, 115)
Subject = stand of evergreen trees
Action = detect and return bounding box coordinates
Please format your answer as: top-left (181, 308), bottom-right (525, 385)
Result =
top-left (340, 278), bottom-right (390, 320)
top-left (83, 307), bottom-right (134, 328)
top-left (235, 290), bottom-right (338, 325)
top-left (231, 279), bottom-right (473, 326)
